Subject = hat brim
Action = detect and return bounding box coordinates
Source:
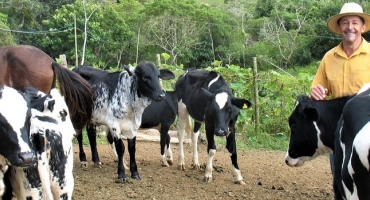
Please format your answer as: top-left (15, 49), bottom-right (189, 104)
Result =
top-left (327, 13), bottom-right (370, 34)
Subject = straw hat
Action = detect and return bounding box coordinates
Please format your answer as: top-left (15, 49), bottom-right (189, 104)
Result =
top-left (327, 2), bottom-right (370, 34)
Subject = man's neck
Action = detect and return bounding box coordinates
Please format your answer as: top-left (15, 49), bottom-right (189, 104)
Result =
top-left (342, 38), bottom-right (362, 57)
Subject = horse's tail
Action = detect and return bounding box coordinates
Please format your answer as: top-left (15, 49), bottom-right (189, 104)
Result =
top-left (51, 62), bottom-right (93, 131)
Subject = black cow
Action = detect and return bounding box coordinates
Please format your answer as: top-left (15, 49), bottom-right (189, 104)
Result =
top-left (175, 69), bottom-right (251, 184)
top-left (73, 61), bottom-right (175, 183)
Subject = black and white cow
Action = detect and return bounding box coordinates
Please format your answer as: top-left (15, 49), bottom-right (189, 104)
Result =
top-left (285, 87), bottom-right (370, 199)
top-left (332, 87), bottom-right (370, 200)
top-left (73, 61), bottom-right (175, 183)
top-left (6, 87), bottom-right (75, 199)
top-left (77, 90), bottom-right (178, 170)
top-left (140, 90), bottom-right (178, 166)
top-left (0, 85), bottom-right (37, 197)
top-left (175, 69), bottom-right (251, 184)
top-left (285, 95), bottom-right (352, 167)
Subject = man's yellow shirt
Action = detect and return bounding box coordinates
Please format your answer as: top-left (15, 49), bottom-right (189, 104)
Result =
top-left (311, 38), bottom-right (370, 99)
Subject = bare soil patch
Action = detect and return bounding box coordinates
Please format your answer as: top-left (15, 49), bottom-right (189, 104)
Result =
top-left (72, 132), bottom-right (333, 200)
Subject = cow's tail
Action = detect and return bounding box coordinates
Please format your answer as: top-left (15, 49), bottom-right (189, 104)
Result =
top-left (51, 62), bottom-right (93, 131)
top-left (184, 115), bottom-right (193, 136)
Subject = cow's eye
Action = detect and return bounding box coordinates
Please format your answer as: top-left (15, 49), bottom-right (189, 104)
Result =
top-left (142, 76), bottom-right (149, 81)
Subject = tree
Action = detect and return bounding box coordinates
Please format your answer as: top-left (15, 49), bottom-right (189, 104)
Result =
top-left (260, 0), bottom-right (309, 68)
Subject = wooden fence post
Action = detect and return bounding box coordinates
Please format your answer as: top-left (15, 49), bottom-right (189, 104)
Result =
top-left (59, 54), bottom-right (68, 68)
top-left (252, 57), bottom-right (260, 134)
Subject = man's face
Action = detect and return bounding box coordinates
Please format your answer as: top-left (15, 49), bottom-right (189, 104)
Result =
top-left (337, 15), bottom-right (365, 43)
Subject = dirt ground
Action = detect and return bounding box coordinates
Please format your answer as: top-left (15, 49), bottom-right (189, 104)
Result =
top-left (72, 132), bottom-right (334, 200)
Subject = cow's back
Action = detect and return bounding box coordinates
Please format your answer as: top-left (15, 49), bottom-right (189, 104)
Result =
top-left (141, 90), bottom-right (178, 128)
top-left (175, 70), bottom-right (225, 122)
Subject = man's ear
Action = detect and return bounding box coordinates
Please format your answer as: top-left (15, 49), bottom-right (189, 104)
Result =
top-left (361, 24), bottom-right (366, 33)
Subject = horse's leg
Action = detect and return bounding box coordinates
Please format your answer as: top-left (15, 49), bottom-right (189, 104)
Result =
top-left (114, 137), bottom-right (127, 183)
top-left (160, 124), bottom-right (172, 167)
top-left (86, 124), bottom-right (102, 168)
top-left (127, 137), bottom-right (140, 180)
top-left (76, 129), bottom-right (89, 170)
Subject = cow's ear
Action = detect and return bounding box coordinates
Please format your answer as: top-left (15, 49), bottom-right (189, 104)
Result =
top-left (201, 87), bottom-right (213, 101)
top-left (159, 69), bottom-right (175, 80)
top-left (232, 98), bottom-right (252, 109)
top-left (24, 86), bottom-right (45, 99)
top-left (303, 107), bottom-right (320, 121)
top-left (123, 65), bottom-right (133, 76)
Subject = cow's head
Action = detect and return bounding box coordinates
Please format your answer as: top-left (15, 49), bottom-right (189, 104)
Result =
top-left (125, 61), bottom-right (175, 102)
top-left (0, 86), bottom-right (36, 167)
top-left (201, 87), bottom-right (251, 137)
top-left (25, 86), bottom-right (76, 139)
top-left (285, 95), bottom-right (351, 167)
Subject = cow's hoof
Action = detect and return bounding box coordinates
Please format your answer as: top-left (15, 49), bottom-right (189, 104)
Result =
top-left (161, 161), bottom-right (169, 167)
top-left (115, 177), bottom-right (128, 183)
top-left (178, 164), bottom-right (185, 171)
top-left (81, 161), bottom-right (88, 170)
top-left (131, 172), bottom-right (141, 180)
top-left (203, 176), bottom-right (212, 183)
top-left (192, 164), bottom-right (201, 170)
top-left (167, 160), bottom-right (173, 165)
top-left (94, 162), bottom-right (103, 168)
top-left (234, 180), bottom-right (245, 185)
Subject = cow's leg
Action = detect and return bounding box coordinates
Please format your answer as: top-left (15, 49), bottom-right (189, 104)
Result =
top-left (127, 137), bottom-right (140, 180)
top-left (192, 122), bottom-right (201, 170)
top-left (76, 129), bottom-right (89, 169)
top-left (160, 124), bottom-right (172, 167)
top-left (107, 132), bottom-right (128, 170)
top-left (86, 124), bottom-right (102, 168)
top-left (177, 100), bottom-right (190, 170)
top-left (226, 131), bottom-right (244, 184)
top-left (204, 129), bottom-right (216, 183)
top-left (114, 138), bottom-right (127, 183)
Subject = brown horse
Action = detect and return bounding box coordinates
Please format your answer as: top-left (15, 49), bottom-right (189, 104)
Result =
top-left (0, 45), bottom-right (93, 131)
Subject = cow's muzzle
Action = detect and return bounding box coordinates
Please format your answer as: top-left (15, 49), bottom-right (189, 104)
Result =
top-left (12, 151), bottom-right (37, 167)
top-left (215, 129), bottom-right (228, 137)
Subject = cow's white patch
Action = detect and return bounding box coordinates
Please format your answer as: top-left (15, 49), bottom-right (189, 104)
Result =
top-left (232, 166), bottom-right (243, 182)
top-left (357, 83), bottom-right (370, 95)
top-left (0, 87), bottom-right (32, 153)
top-left (208, 75), bottom-right (220, 88)
top-left (215, 92), bottom-right (228, 109)
top-left (353, 122), bottom-right (370, 170)
top-left (204, 149), bottom-right (216, 181)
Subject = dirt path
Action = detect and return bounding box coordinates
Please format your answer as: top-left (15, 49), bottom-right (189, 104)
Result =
top-left (72, 139), bottom-right (334, 200)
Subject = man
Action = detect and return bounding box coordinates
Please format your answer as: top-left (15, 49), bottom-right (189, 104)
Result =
top-left (311, 2), bottom-right (370, 100)
top-left (310, 2), bottom-right (370, 198)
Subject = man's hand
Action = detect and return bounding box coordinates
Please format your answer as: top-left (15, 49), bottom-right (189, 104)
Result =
top-left (311, 85), bottom-right (328, 100)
